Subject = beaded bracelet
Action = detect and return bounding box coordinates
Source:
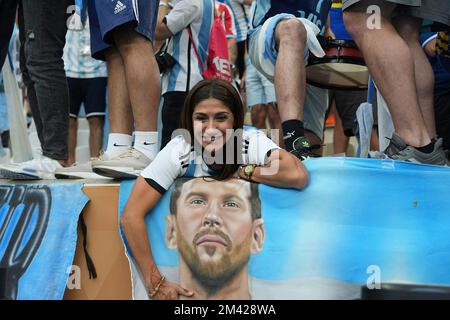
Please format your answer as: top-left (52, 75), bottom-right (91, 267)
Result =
top-left (148, 276), bottom-right (166, 298)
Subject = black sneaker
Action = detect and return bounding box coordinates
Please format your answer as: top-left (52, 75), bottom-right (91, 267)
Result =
top-left (290, 136), bottom-right (321, 161)
top-left (384, 132), bottom-right (448, 166)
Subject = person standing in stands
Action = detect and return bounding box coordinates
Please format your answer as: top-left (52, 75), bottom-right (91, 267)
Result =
top-left (63, 19), bottom-right (107, 166)
top-left (421, 32), bottom-right (450, 160)
top-left (248, 0), bottom-right (333, 160)
top-left (155, 0), bottom-right (215, 149)
top-left (0, 0), bottom-right (73, 180)
top-left (88, 0), bottom-right (162, 179)
top-left (222, 0), bottom-right (253, 81)
top-left (342, 0), bottom-right (449, 165)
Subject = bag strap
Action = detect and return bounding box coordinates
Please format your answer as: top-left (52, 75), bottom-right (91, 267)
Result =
top-left (187, 26), bottom-right (204, 72)
top-left (187, 0), bottom-right (216, 73)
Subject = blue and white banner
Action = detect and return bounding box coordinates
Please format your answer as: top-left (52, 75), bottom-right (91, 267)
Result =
top-left (0, 183), bottom-right (88, 300)
top-left (119, 158), bottom-right (450, 299)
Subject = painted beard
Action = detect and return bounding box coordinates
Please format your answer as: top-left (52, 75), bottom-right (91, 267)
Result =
top-left (177, 226), bottom-right (252, 295)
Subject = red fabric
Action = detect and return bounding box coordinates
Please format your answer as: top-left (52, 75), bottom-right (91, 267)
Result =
top-left (189, 3), bottom-right (233, 82)
top-left (216, 3), bottom-right (235, 39)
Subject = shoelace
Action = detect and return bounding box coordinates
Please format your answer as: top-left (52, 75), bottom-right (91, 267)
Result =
top-left (117, 148), bottom-right (141, 159)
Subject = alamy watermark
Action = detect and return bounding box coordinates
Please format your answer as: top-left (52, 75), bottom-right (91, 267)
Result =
top-left (366, 265), bottom-right (382, 290)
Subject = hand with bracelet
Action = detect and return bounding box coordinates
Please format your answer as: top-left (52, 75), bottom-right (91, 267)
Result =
top-left (146, 272), bottom-right (194, 300)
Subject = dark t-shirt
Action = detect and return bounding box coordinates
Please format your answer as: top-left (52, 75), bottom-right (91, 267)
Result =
top-left (253, 0), bottom-right (332, 34)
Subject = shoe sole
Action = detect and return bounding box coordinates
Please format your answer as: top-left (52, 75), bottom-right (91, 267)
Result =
top-left (55, 172), bottom-right (110, 180)
top-left (0, 168), bottom-right (41, 180)
top-left (92, 167), bottom-right (139, 180)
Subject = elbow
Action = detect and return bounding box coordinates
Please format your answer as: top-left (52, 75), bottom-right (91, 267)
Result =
top-left (291, 164), bottom-right (309, 190)
top-left (295, 169), bottom-right (309, 189)
top-left (120, 208), bottom-right (133, 232)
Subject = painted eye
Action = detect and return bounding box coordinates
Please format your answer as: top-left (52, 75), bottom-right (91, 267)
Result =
top-left (190, 199), bottom-right (205, 206)
top-left (223, 201), bottom-right (239, 208)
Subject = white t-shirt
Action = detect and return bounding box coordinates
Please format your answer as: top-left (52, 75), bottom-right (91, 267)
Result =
top-left (162, 0), bottom-right (214, 94)
top-left (141, 129), bottom-right (279, 193)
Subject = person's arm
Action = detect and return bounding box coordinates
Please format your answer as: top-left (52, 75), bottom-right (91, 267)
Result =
top-left (228, 38), bottom-right (238, 65)
top-left (121, 137), bottom-right (193, 299)
top-left (156, 0), bottom-right (202, 42)
top-left (121, 178), bottom-right (194, 300)
top-left (238, 150), bottom-right (308, 189)
top-left (155, 2), bottom-right (173, 42)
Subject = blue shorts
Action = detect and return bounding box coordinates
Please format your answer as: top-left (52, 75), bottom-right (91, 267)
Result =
top-left (88, 0), bottom-right (159, 61)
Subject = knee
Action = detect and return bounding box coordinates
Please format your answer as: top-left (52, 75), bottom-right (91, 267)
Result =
top-left (275, 19), bottom-right (307, 48)
top-left (87, 117), bottom-right (104, 130)
top-left (342, 9), bottom-right (370, 41)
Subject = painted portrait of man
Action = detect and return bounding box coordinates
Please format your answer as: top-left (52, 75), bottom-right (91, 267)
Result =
top-left (165, 177), bottom-right (265, 300)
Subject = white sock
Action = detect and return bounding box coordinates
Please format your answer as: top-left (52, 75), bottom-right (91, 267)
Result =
top-left (105, 133), bottom-right (133, 159)
top-left (134, 131), bottom-right (158, 160)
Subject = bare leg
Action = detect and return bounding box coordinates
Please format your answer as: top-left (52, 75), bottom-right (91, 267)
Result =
top-left (68, 118), bottom-right (78, 165)
top-left (332, 105), bottom-right (350, 155)
top-left (113, 26), bottom-right (160, 132)
top-left (87, 117), bottom-right (104, 158)
top-left (267, 102), bottom-right (284, 148)
top-left (343, 0), bottom-right (431, 147)
top-left (104, 47), bottom-right (134, 134)
top-left (251, 104), bottom-right (268, 129)
top-left (274, 19), bottom-right (307, 122)
top-left (370, 128), bottom-right (380, 151)
top-left (394, 16), bottom-right (436, 137)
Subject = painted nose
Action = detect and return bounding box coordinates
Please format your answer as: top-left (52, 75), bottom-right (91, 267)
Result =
top-left (202, 203), bottom-right (222, 228)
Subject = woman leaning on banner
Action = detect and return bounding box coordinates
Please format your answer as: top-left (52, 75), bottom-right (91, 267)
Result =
top-left (121, 79), bottom-right (308, 300)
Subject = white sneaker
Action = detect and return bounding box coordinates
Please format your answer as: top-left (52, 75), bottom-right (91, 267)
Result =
top-left (0, 155), bottom-right (63, 180)
top-left (91, 148), bottom-right (151, 179)
top-left (55, 161), bottom-right (111, 180)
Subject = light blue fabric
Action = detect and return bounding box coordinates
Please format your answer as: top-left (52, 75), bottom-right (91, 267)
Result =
top-left (119, 158), bottom-right (450, 288)
top-left (0, 183), bottom-right (88, 300)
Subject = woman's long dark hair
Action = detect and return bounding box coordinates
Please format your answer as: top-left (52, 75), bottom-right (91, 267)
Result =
top-left (180, 79), bottom-right (245, 180)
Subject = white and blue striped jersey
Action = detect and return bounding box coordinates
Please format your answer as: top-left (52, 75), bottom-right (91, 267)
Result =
top-left (162, 0), bottom-right (214, 95)
top-left (63, 19), bottom-right (107, 79)
top-left (141, 129), bottom-right (279, 194)
top-left (251, 0), bottom-right (332, 35)
top-left (223, 0), bottom-right (249, 43)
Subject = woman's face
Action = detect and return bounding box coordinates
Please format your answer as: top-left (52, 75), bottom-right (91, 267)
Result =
top-left (192, 98), bottom-right (235, 153)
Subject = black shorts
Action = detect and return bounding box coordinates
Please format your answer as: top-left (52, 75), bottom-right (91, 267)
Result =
top-left (67, 77), bottom-right (107, 119)
top-left (329, 89), bottom-right (368, 137)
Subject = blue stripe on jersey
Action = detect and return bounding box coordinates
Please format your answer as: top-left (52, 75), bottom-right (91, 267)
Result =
top-left (224, 0), bottom-right (243, 41)
top-left (198, 0), bottom-right (214, 63)
top-left (167, 32), bottom-right (182, 92)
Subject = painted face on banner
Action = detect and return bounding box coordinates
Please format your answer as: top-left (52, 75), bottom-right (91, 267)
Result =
top-left (192, 98), bottom-right (235, 154)
top-left (166, 178), bottom-right (264, 289)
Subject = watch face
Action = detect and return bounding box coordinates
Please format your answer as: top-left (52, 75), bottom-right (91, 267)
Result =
top-left (245, 165), bottom-right (253, 175)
